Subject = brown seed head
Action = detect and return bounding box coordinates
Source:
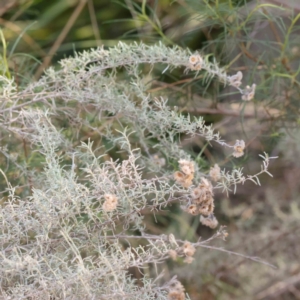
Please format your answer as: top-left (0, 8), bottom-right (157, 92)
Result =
top-left (200, 214), bottom-right (218, 229)
top-left (182, 241), bottom-right (196, 257)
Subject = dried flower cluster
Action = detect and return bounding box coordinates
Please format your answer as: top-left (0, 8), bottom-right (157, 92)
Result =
top-left (242, 83), bottom-right (256, 101)
top-left (188, 55), bottom-right (257, 102)
top-left (173, 158), bottom-right (220, 229)
top-left (102, 194), bottom-right (118, 212)
top-left (228, 71), bottom-right (243, 87)
top-left (209, 163), bottom-right (221, 181)
top-left (188, 177), bottom-right (215, 216)
top-left (185, 176), bottom-right (220, 229)
top-left (233, 140), bottom-right (246, 158)
top-left (168, 280), bottom-right (185, 300)
top-left (168, 240), bottom-right (196, 264)
top-left (188, 54), bottom-right (203, 70)
top-left (182, 241), bottom-right (196, 264)
top-left (174, 159), bottom-right (195, 188)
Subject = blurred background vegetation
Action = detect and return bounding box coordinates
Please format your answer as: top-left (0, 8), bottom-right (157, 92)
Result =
top-left (1, 0), bottom-right (300, 299)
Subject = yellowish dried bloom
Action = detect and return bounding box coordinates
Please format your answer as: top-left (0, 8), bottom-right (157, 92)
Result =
top-left (178, 159), bottom-right (194, 175)
top-left (200, 214), bottom-right (218, 229)
top-left (168, 249), bottom-right (178, 260)
top-left (174, 159), bottom-right (195, 187)
top-left (171, 280), bottom-right (185, 292)
top-left (181, 165), bottom-right (194, 176)
top-left (174, 171), bottom-right (185, 182)
top-left (187, 177), bottom-right (215, 216)
top-left (174, 171), bottom-right (193, 188)
top-left (191, 63), bottom-right (202, 71)
top-left (102, 194), bottom-right (118, 212)
top-left (189, 55), bottom-right (200, 65)
top-left (242, 84), bottom-right (256, 101)
top-left (183, 256), bottom-right (194, 264)
top-left (193, 177), bottom-right (213, 203)
top-left (199, 177), bottom-right (213, 192)
top-left (191, 187), bottom-right (202, 199)
top-left (198, 201), bottom-right (214, 216)
top-left (181, 175), bottom-right (193, 188)
top-left (168, 290), bottom-right (185, 300)
top-left (233, 140), bottom-right (245, 158)
top-left (182, 241), bottom-right (196, 257)
top-left (209, 163), bottom-right (221, 181)
top-left (189, 54), bottom-right (203, 71)
top-left (186, 204), bottom-right (198, 215)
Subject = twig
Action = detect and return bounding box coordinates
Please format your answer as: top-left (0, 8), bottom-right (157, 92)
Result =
top-left (34, 0), bottom-right (88, 79)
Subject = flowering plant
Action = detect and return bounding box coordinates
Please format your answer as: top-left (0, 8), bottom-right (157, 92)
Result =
top-left (0, 42), bottom-right (276, 299)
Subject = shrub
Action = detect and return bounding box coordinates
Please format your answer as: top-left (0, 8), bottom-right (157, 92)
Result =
top-left (0, 42), bottom-right (276, 299)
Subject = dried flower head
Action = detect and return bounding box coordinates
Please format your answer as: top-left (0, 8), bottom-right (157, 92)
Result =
top-left (199, 177), bottom-right (213, 191)
top-left (173, 159), bottom-right (195, 187)
top-left (102, 194), bottom-right (118, 212)
top-left (174, 170), bottom-right (185, 182)
top-left (200, 214), bottom-right (218, 229)
top-left (186, 204), bottom-right (198, 215)
top-left (183, 256), bottom-right (194, 264)
top-left (174, 171), bottom-right (193, 188)
top-left (209, 163), bottom-right (221, 181)
top-left (189, 55), bottom-right (200, 65)
top-left (223, 231), bottom-right (229, 240)
top-left (182, 241), bottom-right (196, 257)
top-left (168, 290), bottom-right (185, 300)
top-left (168, 279), bottom-right (185, 300)
top-left (178, 159), bottom-right (194, 175)
top-left (228, 71), bottom-right (243, 88)
top-left (194, 177), bottom-right (213, 203)
top-left (186, 177), bottom-right (215, 216)
top-left (182, 175), bottom-right (194, 188)
top-left (189, 54), bottom-right (203, 71)
top-left (168, 249), bottom-right (178, 260)
top-left (233, 140), bottom-right (245, 158)
top-left (198, 201), bottom-right (214, 216)
top-left (170, 280), bottom-right (185, 293)
top-left (218, 226), bottom-right (229, 240)
top-left (191, 187), bottom-right (201, 199)
top-left (242, 83), bottom-right (256, 101)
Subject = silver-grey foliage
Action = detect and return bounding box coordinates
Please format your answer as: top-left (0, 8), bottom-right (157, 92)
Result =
top-left (0, 42), bottom-right (275, 299)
